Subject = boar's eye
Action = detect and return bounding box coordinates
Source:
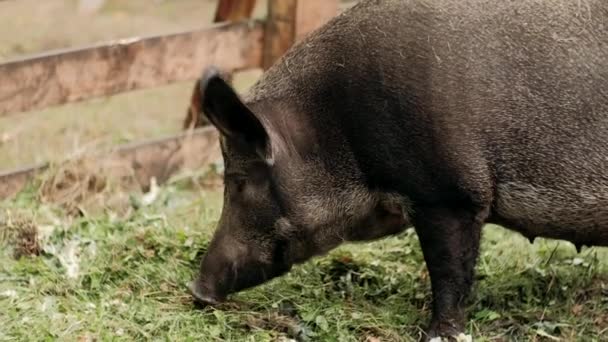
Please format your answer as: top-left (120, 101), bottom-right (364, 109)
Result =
top-left (225, 174), bottom-right (247, 193)
top-left (234, 178), bottom-right (246, 193)
top-left (226, 165), bottom-right (270, 199)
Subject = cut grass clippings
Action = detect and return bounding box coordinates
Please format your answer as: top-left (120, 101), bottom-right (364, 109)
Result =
top-left (1, 175), bottom-right (607, 341)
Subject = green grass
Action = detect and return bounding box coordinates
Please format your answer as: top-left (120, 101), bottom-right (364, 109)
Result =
top-left (1, 1), bottom-right (607, 341)
top-left (1, 177), bottom-right (607, 341)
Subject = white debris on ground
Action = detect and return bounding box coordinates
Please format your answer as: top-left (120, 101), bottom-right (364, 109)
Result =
top-left (0, 289), bottom-right (17, 298)
top-left (37, 225), bottom-right (56, 244)
top-left (33, 214), bottom-right (90, 281)
top-left (45, 239), bottom-right (81, 279)
top-left (141, 177), bottom-right (160, 206)
top-left (41, 296), bottom-right (56, 313)
top-left (276, 338), bottom-right (296, 342)
top-left (456, 334), bottom-right (473, 342)
top-left (103, 299), bottom-right (129, 313)
top-left (86, 240), bottom-right (97, 257)
top-left (571, 257), bottom-right (585, 266)
top-left (429, 334), bottom-right (473, 342)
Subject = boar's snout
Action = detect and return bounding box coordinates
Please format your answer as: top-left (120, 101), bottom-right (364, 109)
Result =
top-left (190, 235), bottom-right (238, 306)
top-left (190, 277), bottom-right (224, 307)
top-left (191, 233), bottom-right (292, 306)
top-left (190, 266), bottom-right (228, 307)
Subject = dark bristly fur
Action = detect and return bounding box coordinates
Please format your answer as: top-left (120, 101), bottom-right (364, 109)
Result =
top-left (191, 0), bottom-right (608, 339)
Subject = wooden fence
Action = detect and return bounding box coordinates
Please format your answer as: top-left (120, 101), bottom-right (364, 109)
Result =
top-left (0, 0), bottom-right (339, 199)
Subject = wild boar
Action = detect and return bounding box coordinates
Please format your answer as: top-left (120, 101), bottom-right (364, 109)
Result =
top-left (190, 0), bottom-right (608, 339)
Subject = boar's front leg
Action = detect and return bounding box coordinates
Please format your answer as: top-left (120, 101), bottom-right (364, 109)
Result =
top-left (413, 204), bottom-right (489, 340)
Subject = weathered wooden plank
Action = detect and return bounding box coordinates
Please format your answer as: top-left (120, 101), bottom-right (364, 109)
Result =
top-left (214, 0), bottom-right (257, 22)
top-left (0, 164), bottom-right (48, 200)
top-left (115, 127), bottom-right (221, 192)
top-left (0, 21), bottom-right (264, 116)
top-left (0, 127), bottom-right (221, 200)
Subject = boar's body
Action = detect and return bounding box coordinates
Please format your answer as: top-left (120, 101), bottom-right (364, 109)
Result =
top-left (194, 0), bottom-right (608, 339)
top-left (248, 0), bottom-right (608, 244)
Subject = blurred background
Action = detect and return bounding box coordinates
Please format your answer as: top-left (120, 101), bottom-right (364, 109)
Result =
top-left (0, 0), bottom-right (266, 170)
top-left (0, 0), bottom-right (357, 171)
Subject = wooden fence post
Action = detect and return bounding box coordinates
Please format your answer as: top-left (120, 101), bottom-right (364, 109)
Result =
top-left (183, 0), bottom-right (259, 130)
top-left (262, 0), bottom-right (298, 70)
top-left (185, 0), bottom-right (338, 129)
top-left (214, 0), bottom-right (257, 23)
top-left (263, 0), bottom-right (338, 69)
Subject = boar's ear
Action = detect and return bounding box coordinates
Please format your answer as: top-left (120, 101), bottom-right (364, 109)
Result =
top-left (199, 67), bottom-right (268, 154)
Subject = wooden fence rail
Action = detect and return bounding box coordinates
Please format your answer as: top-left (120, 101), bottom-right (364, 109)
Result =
top-left (0, 0), bottom-right (338, 199)
top-left (0, 127), bottom-right (220, 199)
top-left (0, 21), bottom-right (264, 116)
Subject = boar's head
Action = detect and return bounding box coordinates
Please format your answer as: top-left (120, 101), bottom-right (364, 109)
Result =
top-left (190, 68), bottom-right (409, 306)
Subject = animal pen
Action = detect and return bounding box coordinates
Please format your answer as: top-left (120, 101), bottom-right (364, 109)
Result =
top-left (0, 0), bottom-right (339, 199)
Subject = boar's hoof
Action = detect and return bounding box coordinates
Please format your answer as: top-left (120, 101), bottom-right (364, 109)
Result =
top-left (188, 281), bottom-right (224, 308)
